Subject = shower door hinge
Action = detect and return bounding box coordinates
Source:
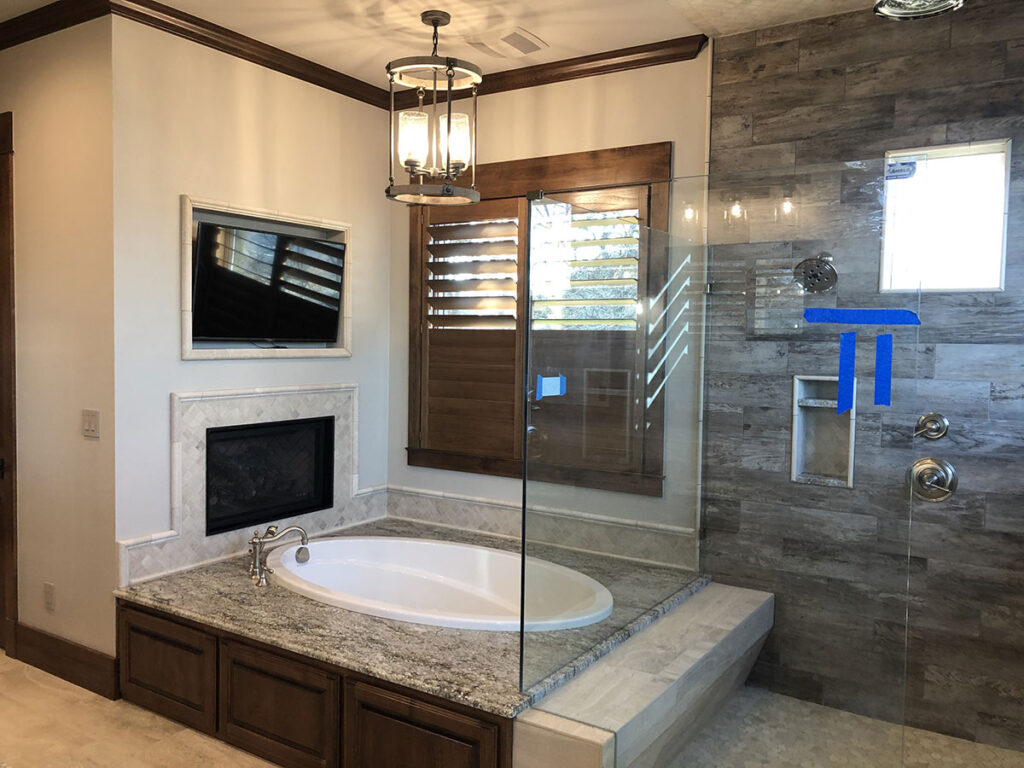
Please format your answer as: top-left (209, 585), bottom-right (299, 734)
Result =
top-left (705, 281), bottom-right (714, 295)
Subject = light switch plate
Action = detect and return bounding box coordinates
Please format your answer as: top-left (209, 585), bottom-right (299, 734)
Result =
top-left (82, 409), bottom-right (100, 439)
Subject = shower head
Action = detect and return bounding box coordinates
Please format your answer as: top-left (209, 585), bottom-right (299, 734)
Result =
top-left (794, 254), bottom-right (838, 294)
top-left (873, 0), bottom-right (964, 20)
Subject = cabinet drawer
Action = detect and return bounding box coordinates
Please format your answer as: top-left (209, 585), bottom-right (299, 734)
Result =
top-left (219, 639), bottom-right (339, 768)
top-left (118, 606), bottom-right (218, 733)
top-left (344, 681), bottom-right (500, 768)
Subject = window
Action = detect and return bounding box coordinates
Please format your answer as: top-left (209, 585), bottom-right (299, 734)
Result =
top-left (880, 139), bottom-right (1011, 292)
top-left (530, 201), bottom-right (641, 331)
top-left (407, 144), bottom-right (672, 495)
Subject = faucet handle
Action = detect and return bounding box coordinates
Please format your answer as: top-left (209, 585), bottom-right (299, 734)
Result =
top-left (264, 525), bottom-right (278, 537)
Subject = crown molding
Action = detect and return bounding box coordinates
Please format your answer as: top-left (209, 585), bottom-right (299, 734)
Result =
top-left (0, 0), bottom-right (389, 109)
top-left (108, 0), bottom-right (388, 109)
top-left (0, 0), bottom-right (109, 51)
top-left (0, 1), bottom-right (708, 112)
top-left (392, 34), bottom-right (709, 110)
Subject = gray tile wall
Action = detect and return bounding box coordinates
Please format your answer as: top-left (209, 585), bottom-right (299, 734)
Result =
top-left (704, 0), bottom-right (1024, 749)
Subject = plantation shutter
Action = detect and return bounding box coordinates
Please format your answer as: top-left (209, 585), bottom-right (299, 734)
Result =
top-left (407, 142), bottom-right (672, 489)
top-left (408, 198), bottom-right (527, 474)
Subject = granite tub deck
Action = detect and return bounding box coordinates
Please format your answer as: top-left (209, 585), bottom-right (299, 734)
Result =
top-left (116, 518), bottom-right (706, 718)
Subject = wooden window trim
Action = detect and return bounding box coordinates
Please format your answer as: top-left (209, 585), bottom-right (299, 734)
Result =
top-left (408, 143), bottom-right (672, 495)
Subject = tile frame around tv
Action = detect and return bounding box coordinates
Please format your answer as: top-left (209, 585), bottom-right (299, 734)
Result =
top-left (179, 194), bottom-right (353, 361)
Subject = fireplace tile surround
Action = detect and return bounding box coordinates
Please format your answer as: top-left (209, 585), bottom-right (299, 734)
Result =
top-left (118, 384), bottom-right (381, 585)
top-left (117, 383), bottom-right (699, 587)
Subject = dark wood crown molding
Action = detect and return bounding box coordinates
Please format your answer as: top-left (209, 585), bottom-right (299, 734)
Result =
top-left (392, 34), bottom-right (709, 110)
top-left (0, 2), bottom-right (707, 112)
top-left (0, 0), bottom-right (389, 109)
top-left (0, 0), bottom-right (109, 51)
top-left (107, 0), bottom-right (389, 109)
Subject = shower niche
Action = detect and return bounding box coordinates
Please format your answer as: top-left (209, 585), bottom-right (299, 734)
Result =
top-left (791, 375), bottom-right (855, 488)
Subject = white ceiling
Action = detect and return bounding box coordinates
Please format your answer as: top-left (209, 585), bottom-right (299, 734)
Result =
top-left (0, 0), bottom-right (876, 87)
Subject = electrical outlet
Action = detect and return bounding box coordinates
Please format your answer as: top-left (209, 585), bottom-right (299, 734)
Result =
top-left (82, 409), bottom-right (100, 439)
top-left (43, 582), bottom-right (56, 613)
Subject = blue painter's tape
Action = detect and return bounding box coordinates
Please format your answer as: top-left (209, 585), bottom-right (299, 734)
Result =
top-left (875, 334), bottom-right (893, 407)
top-left (804, 308), bottom-right (921, 326)
top-left (536, 374), bottom-right (566, 400)
top-left (838, 332), bottom-right (856, 415)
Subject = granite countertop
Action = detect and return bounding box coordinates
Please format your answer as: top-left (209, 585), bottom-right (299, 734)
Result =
top-left (116, 518), bottom-right (706, 718)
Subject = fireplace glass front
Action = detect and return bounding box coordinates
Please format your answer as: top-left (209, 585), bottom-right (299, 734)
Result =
top-left (205, 416), bottom-right (334, 535)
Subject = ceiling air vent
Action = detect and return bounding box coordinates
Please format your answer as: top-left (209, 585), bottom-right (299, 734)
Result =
top-left (466, 27), bottom-right (547, 58)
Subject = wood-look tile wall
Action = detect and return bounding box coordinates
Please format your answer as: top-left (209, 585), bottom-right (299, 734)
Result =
top-left (703, 0), bottom-right (1024, 750)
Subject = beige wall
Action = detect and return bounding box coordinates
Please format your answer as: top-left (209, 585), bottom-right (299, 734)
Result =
top-left (387, 52), bottom-right (712, 532)
top-left (111, 18), bottom-right (392, 551)
top-left (0, 19), bottom-right (118, 653)
top-left (0, 17), bottom-right (711, 654)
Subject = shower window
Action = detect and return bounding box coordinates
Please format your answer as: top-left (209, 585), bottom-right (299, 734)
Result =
top-left (880, 138), bottom-right (1011, 292)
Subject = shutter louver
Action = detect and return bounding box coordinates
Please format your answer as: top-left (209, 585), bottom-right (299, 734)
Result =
top-left (426, 215), bottom-right (519, 331)
top-left (531, 208), bottom-right (640, 330)
top-left (417, 200), bottom-right (524, 462)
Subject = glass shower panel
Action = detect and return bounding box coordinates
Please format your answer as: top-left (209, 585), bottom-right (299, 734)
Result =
top-left (519, 178), bottom-right (708, 693)
top-left (899, 154), bottom-right (1024, 755)
top-left (693, 157), bottom-right (923, 767)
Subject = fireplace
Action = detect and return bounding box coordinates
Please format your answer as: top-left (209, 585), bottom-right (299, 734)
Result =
top-left (205, 416), bottom-right (335, 535)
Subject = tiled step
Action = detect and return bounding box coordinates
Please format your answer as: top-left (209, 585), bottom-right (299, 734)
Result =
top-left (514, 582), bottom-right (774, 768)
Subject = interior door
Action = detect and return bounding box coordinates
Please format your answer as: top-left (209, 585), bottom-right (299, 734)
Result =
top-left (0, 111), bottom-right (14, 652)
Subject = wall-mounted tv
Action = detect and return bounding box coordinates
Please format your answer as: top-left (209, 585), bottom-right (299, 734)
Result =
top-left (191, 222), bottom-right (345, 344)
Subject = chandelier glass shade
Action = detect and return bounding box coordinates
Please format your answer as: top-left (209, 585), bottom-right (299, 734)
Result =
top-left (386, 11), bottom-right (481, 206)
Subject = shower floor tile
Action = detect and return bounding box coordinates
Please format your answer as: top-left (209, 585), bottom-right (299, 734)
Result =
top-left (675, 685), bottom-right (1024, 767)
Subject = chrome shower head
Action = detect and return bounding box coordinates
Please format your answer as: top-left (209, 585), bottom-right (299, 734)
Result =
top-left (794, 254), bottom-right (838, 294)
top-left (874, 0), bottom-right (964, 20)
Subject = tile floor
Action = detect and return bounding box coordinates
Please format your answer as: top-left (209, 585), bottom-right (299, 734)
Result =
top-left (5, 648), bottom-right (1024, 768)
top-left (0, 651), bottom-right (273, 768)
top-left (675, 686), bottom-right (1024, 768)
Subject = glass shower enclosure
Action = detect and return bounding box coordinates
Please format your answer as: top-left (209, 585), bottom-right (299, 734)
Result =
top-left (519, 178), bottom-right (710, 693)
top-left (515, 141), bottom-right (1024, 765)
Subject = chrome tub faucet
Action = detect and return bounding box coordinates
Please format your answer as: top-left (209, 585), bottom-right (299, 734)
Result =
top-left (248, 525), bottom-right (309, 587)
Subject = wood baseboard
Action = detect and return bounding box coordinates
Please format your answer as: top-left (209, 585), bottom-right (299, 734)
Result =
top-left (1, 616), bottom-right (15, 654)
top-left (14, 623), bottom-right (119, 699)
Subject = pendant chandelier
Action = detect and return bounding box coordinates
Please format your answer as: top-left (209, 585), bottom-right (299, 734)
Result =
top-left (386, 10), bottom-right (482, 206)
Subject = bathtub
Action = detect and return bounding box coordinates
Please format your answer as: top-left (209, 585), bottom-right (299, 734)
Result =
top-left (265, 537), bottom-right (613, 632)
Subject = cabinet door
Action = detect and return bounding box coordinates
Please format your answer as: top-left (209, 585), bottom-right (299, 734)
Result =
top-left (344, 681), bottom-right (500, 768)
top-left (219, 639), bottom-right (340, 768)
top-left (118, 606), bottom-right (218, 733)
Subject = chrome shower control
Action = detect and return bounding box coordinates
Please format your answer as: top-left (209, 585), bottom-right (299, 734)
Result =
top-left (915, 412), bottom-right (949, 440)
top-left (909, 457), bottom-right (957, 502)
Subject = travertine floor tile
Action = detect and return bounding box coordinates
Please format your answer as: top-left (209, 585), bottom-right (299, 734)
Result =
top-left (0, 651), bottom-right (275, 768)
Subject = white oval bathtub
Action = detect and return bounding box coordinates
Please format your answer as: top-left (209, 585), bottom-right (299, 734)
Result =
top-left (265, 537), bottom-right (613, 632)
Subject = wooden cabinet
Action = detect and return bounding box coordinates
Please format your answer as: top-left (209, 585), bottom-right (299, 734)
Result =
top-left (117, 602), bottom-right (511, 768)
top-left (344, 681), bottom-right (500, 768)
top-left (220, 639), bottom-right (340, 768)
top-left (118, 606), bottom-right (218, 733)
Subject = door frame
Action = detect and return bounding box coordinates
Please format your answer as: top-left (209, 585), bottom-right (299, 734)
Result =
top-left (0, 111), bottom-right (16, 653)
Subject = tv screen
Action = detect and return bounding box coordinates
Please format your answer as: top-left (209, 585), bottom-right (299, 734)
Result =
top-left (191, 222), bottom-right (345, 344)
